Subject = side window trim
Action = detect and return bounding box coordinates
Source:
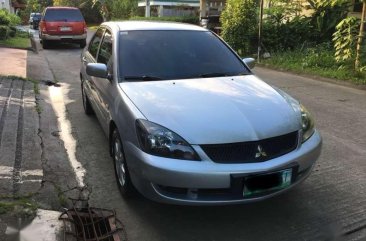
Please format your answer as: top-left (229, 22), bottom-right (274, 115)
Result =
top-left (97, 28), bottom-right (113, 66)
top-left (88, 27), bottom-right (105, 61)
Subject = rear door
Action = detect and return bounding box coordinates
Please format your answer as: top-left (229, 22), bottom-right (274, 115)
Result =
top-left (43, 8), bottom-right (85, 35)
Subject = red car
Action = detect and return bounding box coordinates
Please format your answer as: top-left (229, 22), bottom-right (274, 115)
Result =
top-left (39, 7), bottom-right (87, 49)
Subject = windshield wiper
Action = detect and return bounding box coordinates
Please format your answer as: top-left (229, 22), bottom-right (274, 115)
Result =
top-left (199, 72), bottom-right (250, 78)
top-left (124, 75), bottom-right (163, 81)
top-left (199, 72), bottom-right (230, 78)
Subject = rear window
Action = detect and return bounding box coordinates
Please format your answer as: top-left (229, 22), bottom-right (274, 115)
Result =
top-left (44, 9), bottom-right (84, 22)
top-left (33, 13), bottom-right (41, 19)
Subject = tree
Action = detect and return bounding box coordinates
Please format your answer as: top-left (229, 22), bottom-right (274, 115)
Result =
top-left (305, 0), bottom-right (351, 43)
top-left (355, 0), bottom-right (366, 70)
top-left (221, 0), bottom-right (258, 55)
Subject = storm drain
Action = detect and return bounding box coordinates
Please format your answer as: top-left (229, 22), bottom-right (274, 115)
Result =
top-left (59, 206), bottom-right (128, 241)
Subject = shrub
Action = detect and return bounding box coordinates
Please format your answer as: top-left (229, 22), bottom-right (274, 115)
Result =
top-left (0, 25), bottom-right (9, 40)
top-left (9, 26), bottom-right (16, 37)
top-left (220, 0), bottom-right (258, 55)
top-left (262, 16), bottom-right (314, 52)
top-left (0, 9), bottom-right (21, 26)
top-left (0, 10), bottom-right (11, 25)
top-left (129, 16), bottom-right (199, 25)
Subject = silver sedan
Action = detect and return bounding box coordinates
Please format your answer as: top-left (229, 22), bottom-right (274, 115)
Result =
top-left (80, 21), bottom-right (322, 205)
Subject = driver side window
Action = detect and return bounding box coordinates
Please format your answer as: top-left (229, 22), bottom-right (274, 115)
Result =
top-left (97, 29), bottom-right (113, 68)
top-left (88, 28), bottom-right (104, 60)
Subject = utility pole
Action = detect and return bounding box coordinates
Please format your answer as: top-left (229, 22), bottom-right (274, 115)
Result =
top-left (145, 0), bottom-right (150, 17)
top-left (355, 0), bottom-right (366, 70)
top-left (257, 0), bottom-right (264, 63)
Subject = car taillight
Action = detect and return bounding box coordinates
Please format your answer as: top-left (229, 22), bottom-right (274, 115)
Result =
top-left (83, 23), bottom-right (87, 33)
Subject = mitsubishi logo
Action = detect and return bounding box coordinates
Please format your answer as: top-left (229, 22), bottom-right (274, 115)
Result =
top-left (255, 145), bottom-right (267, 158)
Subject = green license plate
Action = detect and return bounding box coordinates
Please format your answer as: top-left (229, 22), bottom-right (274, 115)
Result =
top-left (243, 169), bottom-right (292, 197)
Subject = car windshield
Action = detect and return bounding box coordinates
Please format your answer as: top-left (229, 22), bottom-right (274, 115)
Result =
top-left (44, 9), bottom-right (84, 22)
top-left (118, 30), bottom-right (250, 81)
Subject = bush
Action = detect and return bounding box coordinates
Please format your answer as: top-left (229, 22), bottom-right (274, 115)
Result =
top-left (0, 9), bottom-right (21, 26)
top-left (129, 16), bottom-right (199, 25)
top-left (110, 0), bottom-right (138, 20)
top-left (9, 26), bottom-right (16, 37)
top-left (220, 0), bottom-right (258, 55)
top-left (262, 16), bottom-right (314, 52)
top-left (0, 25), bottom-right (9, 40)
top-left (0, 10), bottom-right (11, 25)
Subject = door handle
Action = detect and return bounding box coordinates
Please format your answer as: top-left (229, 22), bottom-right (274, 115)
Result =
top-left (82, 57), bottom-right (87, 63)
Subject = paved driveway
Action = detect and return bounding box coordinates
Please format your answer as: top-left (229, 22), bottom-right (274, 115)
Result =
top-left (36, 37), bottom-right (366, 240)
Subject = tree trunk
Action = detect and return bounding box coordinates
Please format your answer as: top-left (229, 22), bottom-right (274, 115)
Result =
top-left (355, 1), bottom-right (366, 70)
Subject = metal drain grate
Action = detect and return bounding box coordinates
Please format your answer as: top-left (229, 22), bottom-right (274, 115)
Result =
top-left (59, 206), bottom-right (128, 241)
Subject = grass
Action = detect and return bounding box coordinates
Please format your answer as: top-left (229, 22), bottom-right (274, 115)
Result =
top-left (0, 31), bottom-right (30, 49)
top-left (0, 197), bottom-right (38, 216)
top-left (262, 47), bottom-right (366, 85)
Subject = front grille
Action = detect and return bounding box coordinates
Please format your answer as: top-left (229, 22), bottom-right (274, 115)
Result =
top-left (201, 131), bottom-right (299, 163)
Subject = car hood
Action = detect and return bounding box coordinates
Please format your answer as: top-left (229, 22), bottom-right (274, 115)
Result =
top-left (120, 75), bottom-right (301, 144)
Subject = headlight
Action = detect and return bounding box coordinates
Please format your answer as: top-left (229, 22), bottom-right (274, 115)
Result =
top-left (136, 119), bottom-right (200, 161)
top-left (300, 104), bottom-right (315, 142)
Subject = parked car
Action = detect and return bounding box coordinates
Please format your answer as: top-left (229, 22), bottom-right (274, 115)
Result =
top-left (80, 21), bottom-right (322, 205)
top-left (39, 7), bottom-right (87, 49)
top-left (29, 12), bottom-right (41, 30)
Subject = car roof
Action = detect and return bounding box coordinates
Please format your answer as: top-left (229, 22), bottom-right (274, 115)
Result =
top-left (102, 21), bottom-right (207, 32)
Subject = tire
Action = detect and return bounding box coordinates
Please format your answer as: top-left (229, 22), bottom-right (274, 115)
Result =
top-left (42, 40), bottom-right (50, 49)
top-left (111, 129), bottom-right (135, 197)
top-left (81, 81), bottom-right (94, 115)
top-left (80, 40), bottom-right (86, 49)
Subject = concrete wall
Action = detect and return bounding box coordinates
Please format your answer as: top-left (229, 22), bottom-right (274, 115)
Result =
top-left (0, 0), bottom-right (15, 13)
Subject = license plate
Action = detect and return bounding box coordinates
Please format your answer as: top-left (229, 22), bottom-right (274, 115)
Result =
top-left (60, 26), bottom-right (71, 31)
top-left (243, 169), bottom-right (292, 197)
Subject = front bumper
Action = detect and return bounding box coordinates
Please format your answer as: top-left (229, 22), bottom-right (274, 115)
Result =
top-left (40, 33), bottom-right (87, 41)
top-left (124, 130), bottom-right (322, 205)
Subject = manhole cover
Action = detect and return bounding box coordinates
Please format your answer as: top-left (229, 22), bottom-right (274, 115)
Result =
top-left (59, 206), bottom-right (127, 241)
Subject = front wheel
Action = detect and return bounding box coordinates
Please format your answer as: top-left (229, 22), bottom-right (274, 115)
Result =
top-left (111, 129), bottom-right (135, 197)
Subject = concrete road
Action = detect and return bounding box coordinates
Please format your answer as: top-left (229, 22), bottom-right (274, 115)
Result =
top-left (38, 36), bottom-right (366, 240)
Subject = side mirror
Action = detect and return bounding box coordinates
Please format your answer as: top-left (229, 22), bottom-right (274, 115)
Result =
top-left (86, 63), bottom-right (108, 79)
top-left (243, 58), bottom-right (256, 69)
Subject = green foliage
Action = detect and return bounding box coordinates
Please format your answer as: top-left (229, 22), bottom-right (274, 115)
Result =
top-left (0, 9), bottom-right (21, 26)
top-left (333, 17), bottom-right (360, 64)
top-left (262, 16), bottom-right (313, 52)
top-left (9, 26), bottom-right (16, 37)
top-left (221, 0), bottom-right (258, 55)
top-left (263, 44), bottom-right (366, 84)
top-left (0, 25), bottom-right (9, 40)
top-left (0, 30), bottom-right (30, 48)
top-left (305, 0), bottom-right (350, 42)
top-left (0, 11), bottom-right (11, 25)
top-left (129, 16), bottom-right (199, 24)
top-left (110, 0), bottom-right (138, 20)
